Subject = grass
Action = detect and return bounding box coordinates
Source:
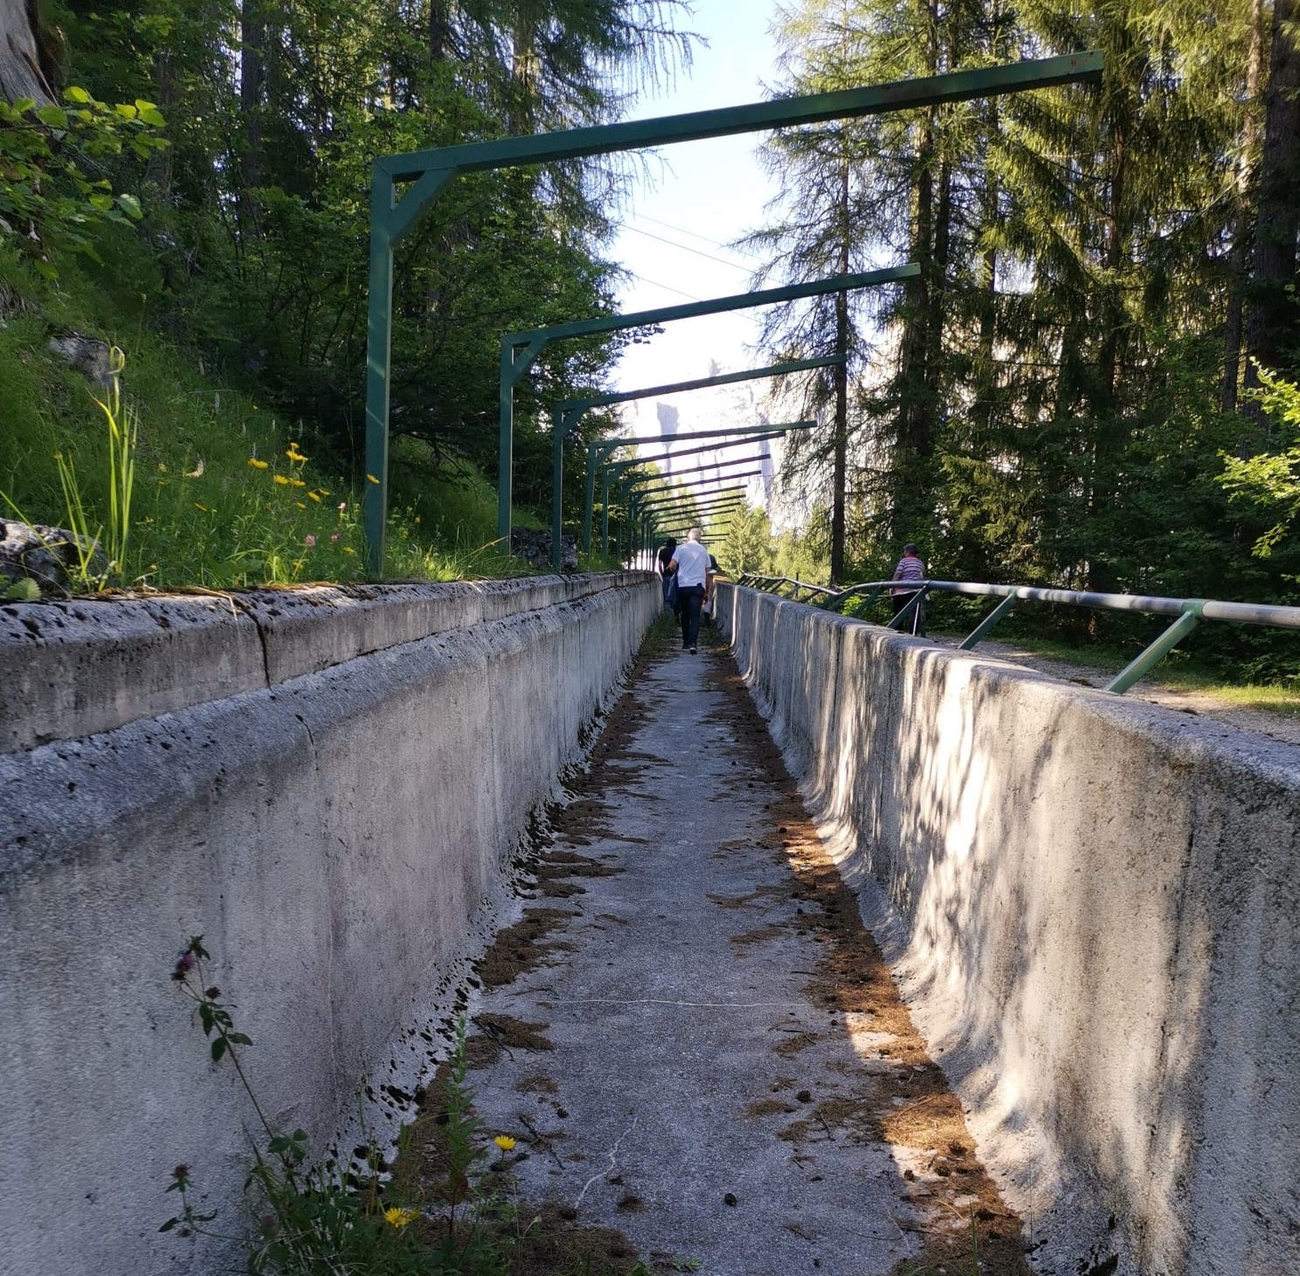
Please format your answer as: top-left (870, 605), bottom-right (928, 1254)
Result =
top-left (0, 242), bottom-right (572, 593)
top-left (930, 630), bottom-right (1300, 714)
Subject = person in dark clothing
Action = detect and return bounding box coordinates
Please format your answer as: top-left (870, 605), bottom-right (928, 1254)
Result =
top-left (657, 537), bottom-right (677, 610)
top-left (890, 543), bottom-right (926, 636)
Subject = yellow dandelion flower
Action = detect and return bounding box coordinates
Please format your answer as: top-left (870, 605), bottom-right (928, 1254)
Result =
top-left (366, 473), bottom-right (380, 484)
top-left (383, 1207), bottom-right (418, 1229)
top-left (194, 503), bottom-right (209, 512)
top-left (289, 478), bottom-right (306, 488)
top-left (273, 474), bottom-right (290, 486)
top-left (343, 546), bottom-right (355, 555)
top-left (248, 458), bottom-right (269, 470)
top-left (308, 491), bottom-right (321, 502)
top-left (295, 502), bottom-right (307, 510)
top-left (493, 1135), bottom-right (516, 1152)
top-left (286, 448), bottom-right (307, 463)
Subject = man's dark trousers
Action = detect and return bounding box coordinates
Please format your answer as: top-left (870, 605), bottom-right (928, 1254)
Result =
top-left (677, 585), bottom-right (705, 649)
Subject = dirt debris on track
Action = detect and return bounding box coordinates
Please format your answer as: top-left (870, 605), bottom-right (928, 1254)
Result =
top-left (396, 617), bottom-right (1033, 1276)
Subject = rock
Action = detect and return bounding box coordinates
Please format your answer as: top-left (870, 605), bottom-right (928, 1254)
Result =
top-left (509, 528), bottom-right (579, 572)
top-left (47, 332), bottom-right (116, 385)
top-left (0, 519), bottom-right (107, 594)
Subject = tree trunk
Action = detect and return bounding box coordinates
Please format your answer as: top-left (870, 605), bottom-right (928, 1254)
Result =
top-left (429, 0), bottom-right (451, 63)
top-left (1244, 0), bottom-right (1300, 402)
top-left (1221, 0), bottom-right (1266, 414)
top-left (0, 0), bottom-right (55, 105)
top-left (240, 0), bottom-right (267, 193)
top-left (830, 154), bottom-right (849, 587)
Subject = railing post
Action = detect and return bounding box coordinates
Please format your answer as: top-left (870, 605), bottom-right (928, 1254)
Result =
top-left (1105, 604), bottom-right (1204, 695)
top-left (959, 594), bottom-right (1017, 649)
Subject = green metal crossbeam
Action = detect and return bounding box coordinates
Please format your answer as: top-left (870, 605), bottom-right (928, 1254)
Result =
top-left (499, 265), bottom-right (914, 562)
top-left (588, 421), bottom-right (815, 552)
top-left (551, 355), bottom-right (838, 568)
top-left (363, 51), bottom-right (1102, 571)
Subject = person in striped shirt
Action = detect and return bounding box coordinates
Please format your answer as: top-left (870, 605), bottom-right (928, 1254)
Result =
top-left (890, 543), bottom-right (926, 636)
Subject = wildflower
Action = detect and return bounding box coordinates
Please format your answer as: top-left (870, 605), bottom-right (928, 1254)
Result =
top-left (289, 478), bottom-right (306, 488)
top-left (308, 491), bottom-right (321, 502)
top-left (172, 1165), bottom-right (190, 1183)
top-left (330, 533), bottom-right (339, 542)
top-left (273, 474), bottom-right (290, 486)
top-left (194, 503), bottom-right (209, 512)
top-left (172, 951), bottom-right (196, 982)
top-left (343, 547), bottom-right (355, 555)
top-left (286, 446), bottom-right (307, 463)
top-left (296, 502), bottom-right (307, 510)
top-left (383, 1207), bottom-right (418, 1228)
top-left (305, 535), bottom-right (316, 547)
top-left (366, 474), bottom-right (380, 484)
top-left (158, 462), bottom-right (168, 473)
top-left (338, 501), bottom-right (347, 511)
top-left (248, 458), bottom-right (269, 470)
top-left (493, 1135), bottom-right (516, 1152)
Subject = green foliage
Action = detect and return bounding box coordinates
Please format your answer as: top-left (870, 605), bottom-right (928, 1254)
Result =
top-left (1221, 371), bottom-right (1300, 563)
top-left (0, 87), bottom-right (166, 276)
top-left (167, 941), bottom-right (520, 1275)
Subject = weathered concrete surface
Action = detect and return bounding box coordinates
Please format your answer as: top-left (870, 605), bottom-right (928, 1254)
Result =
top-left (0, 575), bottom-right (658, 1276)
top-left (461, 635), bottom-right (1030, 1275)
top-left (717, 584), bottom-right (1300, 1276)
top-left (0, 574), bottom-right (644, 753)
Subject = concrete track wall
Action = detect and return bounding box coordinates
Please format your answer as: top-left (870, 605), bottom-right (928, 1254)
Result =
top-left (718, 584), bottom-right (1300, 1276)
top-left (0, 574), bottom-right (658, 1276)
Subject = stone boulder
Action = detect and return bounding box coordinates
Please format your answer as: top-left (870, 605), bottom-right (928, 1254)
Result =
top-left (0, 519), bottom-right (107, 594)
top-left (509, 528), bottom-right (579, 572)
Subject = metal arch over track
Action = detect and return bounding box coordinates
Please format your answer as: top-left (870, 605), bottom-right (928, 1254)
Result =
top-left (362, 50), bottom-right (1103, 573)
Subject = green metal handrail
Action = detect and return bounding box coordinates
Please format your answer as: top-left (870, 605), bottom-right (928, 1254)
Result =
top-left (734, 575), bottom-right (1300, 695)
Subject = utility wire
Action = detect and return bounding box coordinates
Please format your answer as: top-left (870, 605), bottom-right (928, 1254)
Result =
top-left (620, 223), bottom-right (753, 271)
top-left (632, 212), bottom-right (765, 262)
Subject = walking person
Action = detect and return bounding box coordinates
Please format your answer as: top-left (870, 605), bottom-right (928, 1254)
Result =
top-left (701, 552), bottom-right (720, 626)
top-left (890, 542), bottom-right (927, 636)
top-left (669, 528), bottom-right (710, 654)
top-left (657, 537), bottom-right (678, 612)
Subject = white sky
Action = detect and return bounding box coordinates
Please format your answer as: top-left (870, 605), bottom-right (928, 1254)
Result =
top-left (604, 0), bottom-right (791, 502)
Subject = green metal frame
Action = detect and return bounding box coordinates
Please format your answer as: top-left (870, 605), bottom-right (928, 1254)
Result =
top-left (362, 51), bottom-right (1103, 571)
top-left (547, 354), bottom-right (842, 569)
top-left (589, 421), bottom-right (816, 555)
top-left (493, 269), bottom-right (911, 567)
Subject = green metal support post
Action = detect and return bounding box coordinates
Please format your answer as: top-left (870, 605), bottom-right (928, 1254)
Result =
top-left (363, 52), bottom-right (1101, 573)
top-left (958, 594), bottom-right (1018, 649)
top-left (1105, 604), bottom-right (1203, 694)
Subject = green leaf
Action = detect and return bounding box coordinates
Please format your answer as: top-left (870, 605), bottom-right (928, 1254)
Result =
top-left (64, 86), bottom-right (93, 104)
top-left (114, 103), bottom-right (138, 121)
top-left (210, 1036), bottom-right (227, 1063)
top-left (4, 578), bottom-right (40, 601)
top-left (159, 1217), bottom-right (179, 1233)
top-left (88, 193), bottom-right (114, 213)
top-left (35, 105), bottom-right (67, 129)
top-left (116, 193), bottom-right (143, 219)
top-left (136, 101), bottom-right (167, 127)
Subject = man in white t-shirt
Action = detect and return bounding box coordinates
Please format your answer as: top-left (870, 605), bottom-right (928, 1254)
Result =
top-left (668, 527), bottom-right (711, 654)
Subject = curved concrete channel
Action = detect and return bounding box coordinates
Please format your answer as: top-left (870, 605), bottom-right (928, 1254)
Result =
top-left (426, 626), bottom-right (1031, 1275)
